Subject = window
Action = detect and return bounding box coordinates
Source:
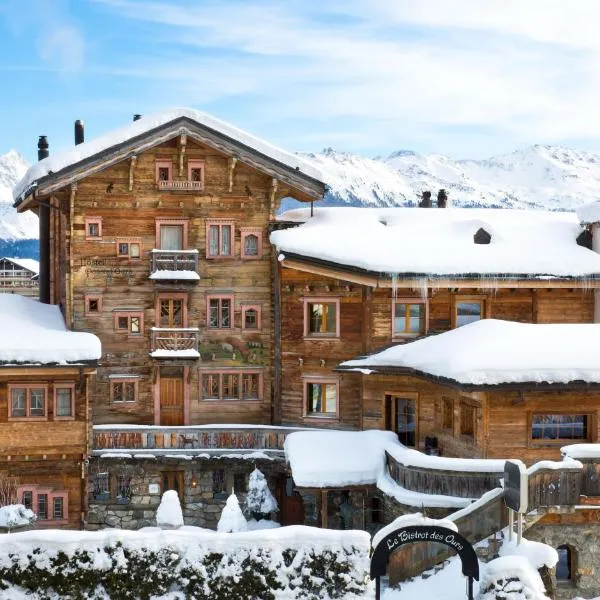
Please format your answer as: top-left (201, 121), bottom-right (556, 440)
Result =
top-left (556, 545), bottom-right (573, 581)
top-left (155, 159), bottom-right (172, 183)
top-left (111, 379), bottom-right (138, 403)
top-left (85, 295), bottom-right (102, 315)
top-left (155, 218), bottom-right (189, 250)
top-left (213, 469), bottom-right (226, 498)
top-left (304, 380), bottom-right (338, 417)
top-left (207, 295), bottom-right (233, 329)
top-left (201, 371), bottom-right (262, 401)
top-left (442, 397), bottom-right (454, 430)
top-left (242, 305), bottom-right (261, 330)
top-left (370, 497), bottom-right (383, 524)
top-left (22, 491), bottom-right (32, 510)
top-left (531, 415), bottom-right (588, 441)
top-left (37, 494), bottom-right (48, 520)
top-left (54, 384), bottom-right (75, 419)
top-left (393, 300), bottom-right (426, 336)
top-left (206, 220), bottom-right (233, 257)
top-left (8, 385), bottom-right (47, 420)
top-left (53, 497), bottom-right (64, 520)
top-left (117, 475), bottom-right (132, 501)
top-left (114, 311), bottom-right (143, 335)
top-left (17, 486), bottom-right (67, 522)
top-left (93, 473), bottom-right (110, 500)
top-left (304, 299), bottom-right (340, 337)
top-left (187, 159), bottom-right (204, 187)
top-left (455, 298), bottom-right (485, 328)
top-left (234, 473), bottom-right (247, 494)
top-left (240, 228), bottom-right (263, 259)
top-left (85, 217), bottom-right (102, 240)
top-left (157, 295), bottom-right (187, 328)
top-left (460, 401), bottom-right (476, 437)
top-left (116, 238), bottom-right (141, 258)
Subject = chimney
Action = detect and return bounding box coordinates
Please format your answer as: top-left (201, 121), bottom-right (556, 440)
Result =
top-left (37, 136), bottom-right (50, 304)
top-left (74, 120), bottom-right (85, 145)
top-left (437, 189), bottom-right (448, 208)
top-left (37, 135), bottom-right (49, 161)
top-left (419, 190), bottom-right (432, 208)
top-left (133, 114), bottom-right (142, 121)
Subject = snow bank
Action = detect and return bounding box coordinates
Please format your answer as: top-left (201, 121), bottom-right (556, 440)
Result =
top-left (14, 108), bottom-right (323, 202)
top-left (499, 538), bottom-right (558, 570)
top-left (0, 294), bottom-right (101, 364)
top-left (561, 443), bottom-right (600, 459)
top-left (341, 319), bottom-right (600, 385)
top-left (156, 490), bottom-right (184, 529)
top-left (478, 556), bottom-right (550, 600)
top-left (272, 206), bottom-right (600, 277)
top-left (0, 505), bottom-right (35, 530)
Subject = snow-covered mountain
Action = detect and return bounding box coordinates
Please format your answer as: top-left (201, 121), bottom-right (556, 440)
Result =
top-left (294, 145), bottom-right (600, 211)
top-left (0, 150), bottom-right (37, 256)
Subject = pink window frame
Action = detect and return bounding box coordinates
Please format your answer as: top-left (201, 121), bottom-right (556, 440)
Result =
top-left (84, 294), bottom-right (103, 316)
top-left (302, 377), bottom-right (339, 420)
top-left (187, 159), bottom-right (205, 188)
top-left (110, 378), bottom-right (139, 403)
top-left (206, 294), bottom-right (234, 329)
top-left (199, 369), bottom-right (263, 402)
top-left (392, 298), bottom-right (429, 339)
top-left (155, 159), bottom-right (173, 183)
top-left (241, 304), bottom-right (262, 331)
top-left (85, 217), bottom-right (103, 240)
top-left (113, 311), bottom-right (144, 336)
top-left (240, 228), bottom-right (263, 259)
top-left (16, 485), bottom-right (68, 524)
top-left (53, 382), bottom-right (76, 421)
top-left (155, 218), bottom-right (189, 250)
top-left (155, 292), bottom-right (189, 327)
top-left (303, 297), bottom-right (341, 338)
top-left (115, 237), bottom-right (142, 259)
top-left (7, 383), bottom-right (49, 421)
top-left (205, 219), bottom-right (234, 258)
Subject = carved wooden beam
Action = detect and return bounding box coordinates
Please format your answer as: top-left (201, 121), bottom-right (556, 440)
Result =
top-left (128, 156), bottom-right (137, 191)
top-left (269, 178), bottom-right (279, 219)
top-left (179, 133), bottom-right (187, 176)
top-left (228, 156), bottom-right (238, 192)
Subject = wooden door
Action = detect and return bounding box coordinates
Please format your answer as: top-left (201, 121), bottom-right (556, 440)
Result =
top-left (279, 476), bottom-right (305, 525)
top-left (159, 298), bottom-right (184, 327)
top-left (160, 377), bottom-right (184, 425)
top-left (385, 394), bottom-right (416, 447)
top-left (162, 471), bottom-right (184, 504)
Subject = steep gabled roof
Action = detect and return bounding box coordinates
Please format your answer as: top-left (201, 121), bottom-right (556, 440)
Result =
top-left (14, 108), bottom-right (325, 205)
top-left (0, 257), bottom-right (39, 275)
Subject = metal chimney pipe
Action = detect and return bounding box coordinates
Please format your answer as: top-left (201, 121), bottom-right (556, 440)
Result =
top-left (74, 120), bottom-right (85, 145)
top-left (37, 136), bottom-right (49, 161)
top-left (133, 114), bottom-right (142, 121)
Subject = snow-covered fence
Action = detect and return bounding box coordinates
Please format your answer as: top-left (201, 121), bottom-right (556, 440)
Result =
top-left (0, 526), bottom-right (370, 599)
top-left (561, 443), bottom-right (600, 496)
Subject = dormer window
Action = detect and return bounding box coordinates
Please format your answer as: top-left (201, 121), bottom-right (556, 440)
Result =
top-left (474, 228), bottom-right (491, 244)
top-left (187, 160), bottom-right (205, 189)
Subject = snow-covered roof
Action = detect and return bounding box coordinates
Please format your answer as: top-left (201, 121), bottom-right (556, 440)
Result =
top-left (577, 200), bottom-right (600, 224)
top-left (0, 294), bottom-right (101, 364)
top-left (1, 256), bottom-right (39, 275)
top-left (340, 319), bottom-right (600, 386)
top-left (14, 108), bottom-right (323, 203)
top-left (271, 207), bottom-right (600, 277)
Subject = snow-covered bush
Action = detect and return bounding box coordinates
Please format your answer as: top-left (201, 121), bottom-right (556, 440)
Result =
top-left (217, 492), bottom-right (248, 533)
top-left (156, 490), bottom-right (184, 529)
top-left (0, 526), bottom-right (370, 599)
top-left (478, 556), bottom-right (551, 600)
top-left (0, 504), bottom-right (35, 531)
top-left (245, 468), bottom-right (278, 520)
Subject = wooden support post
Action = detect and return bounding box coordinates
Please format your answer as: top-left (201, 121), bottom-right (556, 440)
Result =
top-left (178, 133), bottom-right (187, 176)
top-left (321, 490), bottom-right (328, 528)
top-left (508, 508), bottom-right (514, 542)
top-left (128, 156), bottom-right (137, 192)
top-left (269, 178), bottom-right (278, 220)
top-left (227, 156), bottom-right (238, 192)
top-left (67, 184), bottom-right (76, 327)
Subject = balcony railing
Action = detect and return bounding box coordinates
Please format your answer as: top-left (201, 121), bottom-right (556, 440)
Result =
top-left (157, 180), bottom-right (204, 191)
top-left (151, 327), bottom-right (199, 356)
top-left (149, 250), bottom-right (199, 280)
top-left (93, 425), bottom-right (309, 455)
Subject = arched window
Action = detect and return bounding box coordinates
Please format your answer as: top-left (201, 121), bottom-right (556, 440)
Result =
top-left (556, 545), bottom-right (572, 581)
top-left (244, 234), bottom-right (259, 256)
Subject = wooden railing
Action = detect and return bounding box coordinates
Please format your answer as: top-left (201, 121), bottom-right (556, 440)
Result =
top-left (93, 425), bottom-right (306, 453)
top-left (151, 327), bottom-right (199, 352)
top-left (157, 180), bottom-right (203, 191)
top-left (576, 458), bottom-right (600, 497)
top-left (386, 451), bottom-right (502, 499)
top-left (150, 250), bottom-right (199, 275)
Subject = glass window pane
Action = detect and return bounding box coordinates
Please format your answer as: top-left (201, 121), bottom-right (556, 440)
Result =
top-left (88, 223), bottom-right (99, 237)
top-left (118, 243), bottom-right (129, 256)
top-left (130, 317), bottom-right (140, 334)
top-left (130, 243), bottom-right (140, 258)
top-left (245, 309), bottom-right (257, 328)
top-left (457, 302), bottom-right (482, 327)
top-left (117, 316), bottom-right (128, 330)
top-left (38, 494), bottom-right (48, 519)
top-left (209, 225), bottom-right (219, 256)
top-left (160, 225), bottom-right (183, 250)
top-left (221, 299), bottom-right (231, 328)
top-left (158, 166), bottom-right (170, 181)
top-left (408, 304), bottom-right (423, 333)
top-left (394, 303), bottom-right (407, 334)
top-left (30, 389), bottom-right (45, 416)
top-left (324, 384), bottom-right (337, 413)
top-left (221, 226), bottom-right (231, 255)
top-left (56, 388), bottom-right (72, 417)
top-left (244, 234), bottom-right (258, 256)
top-left (22, 491), bottom-right (32, 509)
top-left (309, 304), bottom-right (323, 333)
top-left (11, 388), bottom-right (26, 417)
top-left (209, 299), bottom-right (219, 328)
top-left (191, 167), bottom-right (202, 182)
top-left (53, 497), bottom-right (64, 520)
top-left (125, 382), bottom-right (136, 402)
top-left (325, 303), bottom-right (337, 333)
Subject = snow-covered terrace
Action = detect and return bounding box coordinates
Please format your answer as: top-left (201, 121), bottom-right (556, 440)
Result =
top-left (0, 294), bottom-right (101, 364)
top-left (271, 207), bottom-right (600, 278)
top-left (340, 319), bottom-right (600, 387)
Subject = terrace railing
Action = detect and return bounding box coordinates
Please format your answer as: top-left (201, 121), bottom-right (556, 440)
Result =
top-left (151, 327), bottom-right (199, 352)
top-left (150, 250), bottom-right (199, 276)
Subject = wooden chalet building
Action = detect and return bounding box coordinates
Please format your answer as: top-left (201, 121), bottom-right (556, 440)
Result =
top-left (0, 256), bottom-right (39, 298)
top-left (0, 294), bottom-right (100, 529)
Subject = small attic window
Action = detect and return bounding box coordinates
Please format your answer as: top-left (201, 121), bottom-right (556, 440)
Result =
top-left (474, 228), bottom-right (491, 245)
top-left (577, 229), bottom-right (593, 250)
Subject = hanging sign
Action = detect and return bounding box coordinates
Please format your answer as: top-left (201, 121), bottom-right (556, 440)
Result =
top-left (504, 459), bottom-right (528, 513)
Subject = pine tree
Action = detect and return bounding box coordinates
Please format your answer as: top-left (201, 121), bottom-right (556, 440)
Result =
top-left (244, 468), bottom-right (278, 520)
top-left (217, 492), bottom-right (248, 533)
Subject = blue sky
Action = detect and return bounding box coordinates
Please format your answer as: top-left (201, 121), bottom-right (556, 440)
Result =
top-left (2, 0), bottom-right (600, 162)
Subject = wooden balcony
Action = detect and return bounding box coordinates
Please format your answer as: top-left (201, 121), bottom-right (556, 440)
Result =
top-left (157, 180), bottom-right (203, 191)
top-left (92, 425), bottom-right (307, 456)
top-left (150, 327), bottom-right (200, 358)
top-left (149, 250), bottom-right (199, 281)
